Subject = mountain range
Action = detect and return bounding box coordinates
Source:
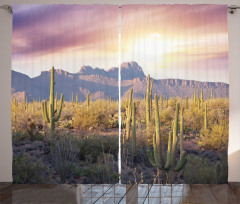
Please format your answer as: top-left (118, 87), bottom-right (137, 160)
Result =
top-left (11, 61), bottom-right (229, 102)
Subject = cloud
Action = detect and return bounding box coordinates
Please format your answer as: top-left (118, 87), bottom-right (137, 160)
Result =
top-left (12, 5), bottom-right (119, 59)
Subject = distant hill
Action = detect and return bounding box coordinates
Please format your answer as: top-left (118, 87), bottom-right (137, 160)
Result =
top-left (11, 61), bottom-right (229, 101)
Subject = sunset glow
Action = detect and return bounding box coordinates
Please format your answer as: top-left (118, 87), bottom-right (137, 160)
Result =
top-left (121, 5), bottom-right (228, 83)
top-left (12, 4), bottom-right (228, 83)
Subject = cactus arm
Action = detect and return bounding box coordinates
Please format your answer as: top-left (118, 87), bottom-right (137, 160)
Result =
top-left (49, 104), bottom-right (55, 133)
top-left (42, 100), bottom-right (50, 123)
top-left (147, 150), bottom-right (156, 167)
top-left (41, 101), bottom-right (46, 121)
top-left (170, 103), bottom-right (179, 168)
top-left (180, 115), bottom-right (184, 157)
top-left (174, 151), bottom-right (187, 171)
top-left (50, 67), bottom-right (55, 116)
top-left (164, 131), bottom-right (172, 170)
top-left (153, 133), bottom-right (163, 170)
top-left (55, 94), bottom-right (63, 122)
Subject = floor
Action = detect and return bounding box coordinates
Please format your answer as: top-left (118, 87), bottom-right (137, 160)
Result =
top-left (1, 183), bottom-right (240, 204)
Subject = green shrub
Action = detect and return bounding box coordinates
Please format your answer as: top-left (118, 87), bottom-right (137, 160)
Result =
top-left (183, 155), bottom-right (213, 184)
top-left (78, 134), bottom-right (118, 162)
top-left (198, 121), bottom-right (228, 151)
top-left (13, 154), bottom-right (48, 184)
top-left (83, 154), bottom-right (118, 183)
top-left (183, 154), bottom-right (228, 184)
top-left (51, 135), bottom-right (80, 183)
top-left (12, 131), bottom-right (28, 143)
top-left (73, 100), bottom-right (118, 130)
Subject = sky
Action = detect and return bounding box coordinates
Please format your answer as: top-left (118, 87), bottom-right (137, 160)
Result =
top-left (12, 4), bottom-right (228, 83)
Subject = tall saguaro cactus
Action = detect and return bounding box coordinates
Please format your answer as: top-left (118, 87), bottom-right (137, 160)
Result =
top-left (126, 89), bottom-right (133, 140)
top-left (198, 98), bottom-right (200, 109)
top-left (132, 102), bottom-right (136, 158)
top-left (194, 87), bottom-right (196, 103)
top-left (155, 94), bottom-right (162, 163)
top-left (150, 79), bottom-right (153, 114)
top-left (41, 66), bottom-right (64, 136)
top-left (147, 102), bottom-right (187, 183)
top-left (146, 74), bottom-right (151, 126)
top-left (86, 93), bottom-right (90, 110)
top-left (204, 103), bottom-right (208, 130)
top-left (200, 90), bottom-right (203, 105)
top-left (185, 96), bottom-right (188, 108)
top-left (32, 99), bottom-right (35, 114)
top-left (180, 112), bottom-right (184, 157)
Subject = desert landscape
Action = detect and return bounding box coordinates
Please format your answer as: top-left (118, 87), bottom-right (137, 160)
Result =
top-left (11, 62), bottom-right (229, 184)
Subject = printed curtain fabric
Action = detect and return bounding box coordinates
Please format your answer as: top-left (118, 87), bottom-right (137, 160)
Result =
top-left (121, 5), bottom-right (229, 184)
top-left (11, 4), bottom-right (229, 184)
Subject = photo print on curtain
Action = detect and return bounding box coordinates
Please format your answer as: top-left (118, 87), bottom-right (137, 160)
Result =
top-left (121, 5), bottom-right (229, 184)
top-left (11, 4), bottom-right (229, 185)
top-left (11, 4), bottom-right (119, 184)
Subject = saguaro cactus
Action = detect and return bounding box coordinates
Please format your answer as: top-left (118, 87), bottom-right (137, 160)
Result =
top-left (132, 102), bottom-right (136, 158)
top-left (126, 89), bottom-right (133, 140)
top-left (76, 93), bottom-right (79, 105)
top-left (146, 74), bottom-right (151, 126)
top-left (194, 87), bottom-right (196, 103)
top-left (198, 98), bottom-right (200, 109)
top-left (150, 79), bottom-right (153, 114)
top-left (200, 90), bottom-right (203, 103)
top-left (211, 88), bottom-right (213, 100)
top-left (185, 96), bottom-right (188, 108)
top-left (160, 95), bottom-right (163, 108)
top-left (72, 93), bottom-right (74, 106)
top-left (87, 93), bottom-right (90, 110)
top-left (32, 99), bottom-right (35, 114)
top-left (204, 103), bottom-right (208, 130)
top-left (55, 92), bottom-right (58, 111)
top-left (147, 102), bottom-right (187, 183)
top-left (41, 66), bottom-right (63, 136)
top-left (155, 94), bottom-right (162, 163)
top-left (180, 112), bottom-right (184, 157)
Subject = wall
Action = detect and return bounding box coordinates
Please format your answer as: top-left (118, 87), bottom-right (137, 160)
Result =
top-left (0, 0), bottom-right (240, 182)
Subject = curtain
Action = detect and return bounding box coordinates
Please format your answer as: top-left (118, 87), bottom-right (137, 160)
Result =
top-left (11, 4), bottom-right (228, 185)
top-left (121, 5), bottom-right (229, 184)
top-left (11, 4), bottom-right (119, 184)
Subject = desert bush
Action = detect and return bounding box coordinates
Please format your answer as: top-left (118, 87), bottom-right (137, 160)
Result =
top-left (12, 131), bottom-right (28, 143)
top-left (217, 153), bottom-right (228, 183)
top-left (83, 153), bottom-right (118, 183)
top-left (159, 107), bottom-right (174, 125)
top-left (183, 155), bottom-right (213, 184)
top-left (51, 135), bottom-right (80, 183)
top-left (183, 154), bottom-right (227, 184)
top-left (184, 107), bottom-right (204, 131)
top-left (78, 134), bottom-right (118, 162)
top-left (198, 121), bottom-right (228, 151)
top-left (73, 100), bottom-right (118, 130)
top-left (13, 154), bottom-right (48, 184)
